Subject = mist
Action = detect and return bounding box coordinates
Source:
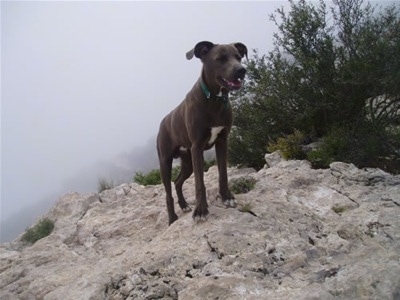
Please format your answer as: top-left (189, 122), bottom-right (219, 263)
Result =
top-left (1, 135), bottom-right (160, 242)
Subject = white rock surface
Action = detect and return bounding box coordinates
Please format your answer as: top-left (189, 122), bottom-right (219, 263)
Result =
top-left (264, 151), bottom-right (284, 168)
top-left (1, 155), bottom-right (400, 299)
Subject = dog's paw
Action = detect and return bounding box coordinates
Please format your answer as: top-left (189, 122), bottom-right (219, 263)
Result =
top-left (168, 213), bottom-right (179, 225)
top-left (182, 206), bottom-right (192, 213)
top-left (192, 207), bottom-right (209, 222)
top-left (193, 214), bottom-right (209, 222)
top-left (223, 199), bottom-right (237, 208)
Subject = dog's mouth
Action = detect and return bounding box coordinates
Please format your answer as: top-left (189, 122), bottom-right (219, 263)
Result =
top-left (218, 76), bottom-right (243, 91)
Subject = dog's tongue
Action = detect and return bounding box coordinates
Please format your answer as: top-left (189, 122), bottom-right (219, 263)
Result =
top-left (226, 79), bottom-right (242, 90)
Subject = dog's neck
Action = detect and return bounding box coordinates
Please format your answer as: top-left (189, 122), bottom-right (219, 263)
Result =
top-left (199, 80), bottom-right (229, 103)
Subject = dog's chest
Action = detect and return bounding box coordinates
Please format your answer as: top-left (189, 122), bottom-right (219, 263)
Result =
top-left (208, 126), bottom-right (224, 145)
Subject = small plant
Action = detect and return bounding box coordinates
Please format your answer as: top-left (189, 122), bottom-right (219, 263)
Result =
top-left (134, 160), bottom-right (216, 186)
top-left (332, 205), bottom-right (346, 215)
top-left (133, 166), bottom-right (181, 186)
top-left (171, 166), bottom-right (180, 182)
top-left (204, 159), bottom-right (216, 172)
top-left (267, 129), bottom-right (306, 160)
top-left (21, 218), bottom-right (54, 244)
top-left (307, 149), bottom-right (334, 169)
top-left (365, 221), bottom-right (384, 238)
top-left (241, 202), bottom-right (253, 212)
top-left (97, 178), bottom-right (115, 193)
top-left (239, 202), bottom-right (257, 217)
top-left (229, 177), bottom-right (257, 194)
top-left (134, 169), bottom-right (162, 186)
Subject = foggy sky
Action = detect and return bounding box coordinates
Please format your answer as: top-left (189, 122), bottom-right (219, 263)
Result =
top-left (1, 1), bottom-right (284, 240)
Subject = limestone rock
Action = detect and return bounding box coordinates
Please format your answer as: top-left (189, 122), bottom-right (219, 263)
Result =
top-left (1, 154), bottom-right (399, 299)
top-left (264, 151), bottom-right (284, 168)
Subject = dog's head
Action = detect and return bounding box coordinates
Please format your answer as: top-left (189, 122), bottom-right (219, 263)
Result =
top-left (186, 41), bottom-right (247, 93)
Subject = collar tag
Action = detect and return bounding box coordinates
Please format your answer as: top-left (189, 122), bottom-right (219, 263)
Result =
top-left (200, 81), bottom-right (229, 109)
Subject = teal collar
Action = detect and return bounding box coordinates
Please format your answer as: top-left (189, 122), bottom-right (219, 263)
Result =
top-left (200, 81), bottom-right (229, 108)
top-left (200, 81), bottom-right (211, 99)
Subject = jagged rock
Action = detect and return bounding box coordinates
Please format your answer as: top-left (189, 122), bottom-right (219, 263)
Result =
top-left (264, 151), bottom-right (284, 168)
top-left (1, 154), bottom-right (399, 299)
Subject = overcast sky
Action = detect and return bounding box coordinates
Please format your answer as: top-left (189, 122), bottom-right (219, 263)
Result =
top-left (2, 1), bottom-right (288, 232)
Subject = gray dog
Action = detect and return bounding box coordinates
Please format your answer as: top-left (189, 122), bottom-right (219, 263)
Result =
top-left (157, 41), bottom-right (247, 225)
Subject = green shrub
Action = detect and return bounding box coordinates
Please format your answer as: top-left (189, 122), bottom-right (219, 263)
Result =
top-left (133, 166), bottom-right (181, 186)
top-left (97, 178), bottom-right (115, 193)
top-left (267, 129), bottom-right (306, 160)
top-left (171, 166), bottom-right (180, 181)
top-left (134, 160), bottom-right (216, 186)
top-left (307, 122), bottom-right (396, 171)
top-left (229, 1), bottom-right (400, 173)
top-left (204, 159), bottom-right (216, 172)
top-left (228, 126), bottom-right (267, 170)
top-left (21, 218), bottom-right (54, 244)
top-left (307, 126), bottom-right (347, 168)
top-left (134, 169), bottom-right (162, 186)
top-left (332, 205), bottom-right (346, 215)
top-left (229, 177), bottom-right (257, 194)
top-left (307, 149), bottom-right (333, 169)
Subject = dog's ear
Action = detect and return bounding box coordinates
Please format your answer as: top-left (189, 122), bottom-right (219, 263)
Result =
top-left (234, 43), bottom-right (248, 60)
top-left (186, 41), bottom-right (214, 60)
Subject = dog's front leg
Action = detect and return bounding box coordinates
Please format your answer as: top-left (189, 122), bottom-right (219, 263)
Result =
top-left (191, 144), bottom-right (209, 221)
top-left (215, 137), bottom-right (236, 207)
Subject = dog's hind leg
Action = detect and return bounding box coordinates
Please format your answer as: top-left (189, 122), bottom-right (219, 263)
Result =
top-left (159, 154), bottom-right (178, 225)
top-left (174, 150), bottom-right (193, 213)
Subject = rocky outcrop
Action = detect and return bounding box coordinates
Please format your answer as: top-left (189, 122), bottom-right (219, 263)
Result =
top-left (1, 153), bottom-right (399, 299)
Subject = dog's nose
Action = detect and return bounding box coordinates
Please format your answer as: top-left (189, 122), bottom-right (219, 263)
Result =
top-left (237, 67), bottom-right (246, 77)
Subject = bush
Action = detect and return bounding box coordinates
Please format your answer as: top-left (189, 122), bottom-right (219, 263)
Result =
top-left (134, 169), bottom-right (162, 186)
top-left (133, 166), bottom-right (180, 186)
top-left (21, 218), bottom-right (54, 244)
top-left (97, 178), bottom-right (115, 193)
top-left (307, 126), bottom-right (348, 168)
top-left (204, 159), bottom-right (216, 172)
top-left (134, 160), bottom-right (217, 186)
top-left (267, 129), bottom-right (306, 160)
top-left (307, 149), bottom-right (333, 169)
top-left (307, 122), bottom-right (397, 171)
top-left (229, 177), bottom-right (257, 194)
top-left (229, 126), bottom-right (267, 170)
top-left (229, 0), bottom-right (400, 173)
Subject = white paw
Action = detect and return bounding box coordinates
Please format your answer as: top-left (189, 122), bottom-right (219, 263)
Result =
top-left (223, 199), bottom-right (237, 207)
top-left (182, 206), bottom-right (192, 213)
top-left (193, 214), bottom-right (209, 222)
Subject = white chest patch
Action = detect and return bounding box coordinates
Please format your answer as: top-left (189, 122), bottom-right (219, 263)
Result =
top-left (209, 126), bottom-right (224, 145)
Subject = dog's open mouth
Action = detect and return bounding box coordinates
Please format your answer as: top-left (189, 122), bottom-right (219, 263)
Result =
top-left (218, 77), bottom-right (243, 91)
